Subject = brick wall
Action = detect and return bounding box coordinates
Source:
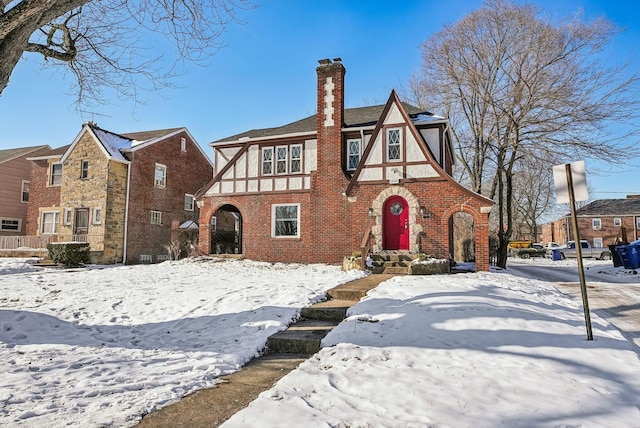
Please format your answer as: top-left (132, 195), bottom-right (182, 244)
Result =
top-left (126, 131), bottom-right (213, 263)
top-left (26, 159), bottom-right (61, 235)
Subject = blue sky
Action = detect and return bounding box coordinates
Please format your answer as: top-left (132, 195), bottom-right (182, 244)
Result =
top-left (1, 0), bottom-right (638, 199)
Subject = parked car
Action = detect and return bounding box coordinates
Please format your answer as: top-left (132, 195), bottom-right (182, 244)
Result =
top-left (551, 240), bottom-right (612, 260)
top-left (514, 243), bottom-right (547, 259)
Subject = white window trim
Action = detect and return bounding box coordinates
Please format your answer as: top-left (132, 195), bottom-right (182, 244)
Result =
top-left (262, 147), bottom-right (274, 176)
top-left (346, 138), bottom-right (362, 171)
top-left (184, 194), bottom-right (195, 211)
top-left (592, 218), bottom-right (601, 230)
top-left (386, 127), bottom-right (403, 162)
top-left (290, 144), bottom-right (303, 174)
top-left (275, 145), bottom-right (288, 175)
top-left (154, 163), bottom-right (167, 188)
top-left (21, 180), bottom-right (29, 203)
top-left (41, 211), bottom-right (60, 234)
top-left (593, 238), bottom-right (603, 248)
top-left (50, 162), bottom-right (62, 186)
top-left (92, 207), bottom-right (102, 225)
top-left (614, 217), bottom-right (622, 227)
top-left (271, 203), bottom-right (300, 238)
top-left (0, 217), bottom-right (22, 233)
top-left (80, 160), bottom-right (89, 179)
top-left (63, 208), bottom-right (73, 225)
top-left (150, 210), bottom-right (163, 225)
top-left (180, 137), bottom-right (187, 152)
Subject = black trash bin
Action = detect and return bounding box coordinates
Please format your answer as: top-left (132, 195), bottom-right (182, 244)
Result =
top-left (609, 244), bottom-right (624, 267)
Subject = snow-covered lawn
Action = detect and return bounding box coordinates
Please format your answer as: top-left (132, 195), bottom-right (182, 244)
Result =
top-left (2, 257), bottom-right (640, 427)
top-left (0, 258), bottom-right (364, 427)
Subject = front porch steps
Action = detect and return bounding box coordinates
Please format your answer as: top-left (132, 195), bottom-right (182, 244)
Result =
top-left (266, 274), bottom-right (395, 355)
top-left (368, 252), bottom-right (421, 275)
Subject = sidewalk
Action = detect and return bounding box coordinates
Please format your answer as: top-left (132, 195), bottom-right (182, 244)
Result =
top-left (137, 274), bottom-right (393, 427)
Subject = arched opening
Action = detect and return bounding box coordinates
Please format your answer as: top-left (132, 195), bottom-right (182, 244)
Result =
top-left (210, 204), bottom-right (242, 254)
top-left (450, 211), bottom-right (475, 264)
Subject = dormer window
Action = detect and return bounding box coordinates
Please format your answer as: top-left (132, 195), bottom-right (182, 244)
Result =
top-left (386, 128), bottom-right (402, 161)
top-left (347, 138), bottom-right (362, 171)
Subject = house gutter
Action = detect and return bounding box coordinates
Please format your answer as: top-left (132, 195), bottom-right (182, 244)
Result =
top-left (122, 163), bottom-right (132, 264)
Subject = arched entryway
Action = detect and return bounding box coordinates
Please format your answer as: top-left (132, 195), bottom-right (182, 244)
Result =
top-left (383, 195), bottom-right (410, 250)
top-left (450, 211), bottom-right (475, 262)
top-left (210, 204), bottom-right (242, 254)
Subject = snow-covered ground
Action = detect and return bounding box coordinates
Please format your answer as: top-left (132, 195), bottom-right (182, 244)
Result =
top-left (2, 257), bottom-right (640, 427)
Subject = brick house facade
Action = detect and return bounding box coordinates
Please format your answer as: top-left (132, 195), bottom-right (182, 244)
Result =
top-left (541, 196), bottom-right (640, 247)
top-left (0, 145), bottom-right (50, 236)
top-left (26, 124), bottom-right (213, 264)
top-left (197, 59), bottom-right (494, 271)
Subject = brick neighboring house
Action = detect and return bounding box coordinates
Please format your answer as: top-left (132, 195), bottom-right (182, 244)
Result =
top-left (541, 195), bottom-right (640, 247)
top-left (26, 124), bottom-right (213, 264)
top-left (0, 145), bottom-right (51, 236)
top-left (197, 59), bottom-right (494, 271)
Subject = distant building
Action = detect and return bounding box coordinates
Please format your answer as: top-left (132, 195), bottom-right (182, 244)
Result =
top-left (541, 195), bottom-right (640, 247)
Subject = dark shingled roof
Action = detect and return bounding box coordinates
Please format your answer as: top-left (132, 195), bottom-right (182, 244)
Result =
top-left (576, 198), bottom-right (640, 216)
top-left (212, 103), bottom-right (430, 144)
top-left (0, 145), bottom-right (49, 164)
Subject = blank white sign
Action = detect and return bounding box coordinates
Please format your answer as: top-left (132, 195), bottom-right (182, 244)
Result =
top-left (553, 161), bottom-right (589, 203)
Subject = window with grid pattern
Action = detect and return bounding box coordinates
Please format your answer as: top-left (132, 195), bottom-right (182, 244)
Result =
top-left (150, 211), bottom-right (162, 225)
top-left (347, 139), bottom-right (361, 171)
top-left (262, 148), bottom-right (273, 175)
top-left (290, 145), bottom-right (302, 173)
top-left (276, 146), bottom-right (288, 174)
top-left (387, 128), bottom-right (401, 161)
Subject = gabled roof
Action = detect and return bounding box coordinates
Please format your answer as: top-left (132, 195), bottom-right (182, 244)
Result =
top-left (211, 102), bottom-right (433, 144)
top-left (0, 145), bottom-right (50, 164)
top-left (26, 145), bottom-right (71, 160)
top-left (576, 198), bottom-right (640, 216)
top-left (121, 128), bottom-right (183, 142)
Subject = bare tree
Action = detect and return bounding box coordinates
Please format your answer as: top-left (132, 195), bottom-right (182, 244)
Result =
top-left (411, 0), bottom-right (640, 268)
top-left (512, 153), bottom-right (554, 242)
top-left (0, 0), bottom-right (250, 108)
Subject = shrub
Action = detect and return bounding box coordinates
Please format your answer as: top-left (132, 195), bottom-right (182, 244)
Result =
top-left (46, 242), bottom-right (91, 267)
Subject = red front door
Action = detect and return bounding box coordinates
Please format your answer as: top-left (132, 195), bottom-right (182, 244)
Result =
top-left (383, 196), bottom-right (409, 250)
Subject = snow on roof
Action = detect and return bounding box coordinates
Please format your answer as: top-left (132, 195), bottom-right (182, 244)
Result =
top-left (411, 113), bottom-right (446, 125)
top-left (91, 128), bottom-right (133, 162)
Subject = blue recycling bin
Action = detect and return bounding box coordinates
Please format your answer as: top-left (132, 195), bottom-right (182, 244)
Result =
top-left (552, 248), bottom-right (562, 261)
top-left (616, 241), bottom-right (640, 269)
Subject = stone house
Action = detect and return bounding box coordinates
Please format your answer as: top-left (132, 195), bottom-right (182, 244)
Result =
top-left (26, 124), bottom-right (213, 264)
top-left (541, 195), bottom-right (640, 247)
top-left (197, 59), bottom-right (494, 270)
top-left (0, 145), bottom-right (51, 236)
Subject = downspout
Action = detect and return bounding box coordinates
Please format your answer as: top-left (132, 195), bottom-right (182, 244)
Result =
top-left (122, 162), bottom-right (131, 264)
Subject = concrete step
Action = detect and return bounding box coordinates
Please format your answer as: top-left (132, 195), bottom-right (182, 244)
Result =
top-left (266, 319), bottom-right (338, 354)
top-left (383, 266), bottom-right (409, 274)
top-left (301, 299), bottom-right (352, 322)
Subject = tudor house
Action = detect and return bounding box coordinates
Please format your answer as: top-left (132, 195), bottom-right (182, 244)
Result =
top-left (25, 124), bottom-right (213, 264)
top-left (197, 59), bottom-right (494, 271)
top-left (0, 145), bottom-right (51, 237)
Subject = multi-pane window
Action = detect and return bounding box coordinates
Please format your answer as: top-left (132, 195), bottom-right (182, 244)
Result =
top-left (150, 210), bottom-right (162, 225)
top-left (184, 194), bottom-right (195, 211)
top-left (154, 164), bottom-right (167, 188)
top-left (0, 218), bottom-right (21, 232)
top-left (80, 160), bottom-right (89, 179)
top-left (92, 207), bottom-right (102, 224)
top-left (272, 204), bottom-right (300, 238)
top-left (347, 139), bottom-right (362, 171)
top-left (50, 163), bottom-right (62, 186)
top-left (290, 145), bottom-right (302, 173)
top-left (21, 180), bottom-right (29, 203)
top-left (210, 216), bottom-right (217, 232)
top-left (41, 211), bottom-right (59, 234)
top-left (592, 218), bottom-right (601, 230)
top-left (262, 147), bottom-right (274, 175)
top-left (276, 146), bottom-right (288, 174)
top-left (614, 218), bottom-right (622, 227)
top-left (593, 238), bottom-right (603, 248)
top-left (387, 128), bottom-right (401, 161)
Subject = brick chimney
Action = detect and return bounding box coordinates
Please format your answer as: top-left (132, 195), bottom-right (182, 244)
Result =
top-left (316, 58), bottom-right (345, 178)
